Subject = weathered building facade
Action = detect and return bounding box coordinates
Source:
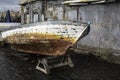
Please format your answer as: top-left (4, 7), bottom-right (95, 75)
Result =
top-left (78, 1), bottom-right (120, 63)
top-left (20, 0), bottom-right (79, 24)
top-left (20, 0), bottom-right (120, 63)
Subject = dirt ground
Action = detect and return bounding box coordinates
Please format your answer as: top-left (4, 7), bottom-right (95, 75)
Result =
top-left (0, 46), bottom-right (120, 80)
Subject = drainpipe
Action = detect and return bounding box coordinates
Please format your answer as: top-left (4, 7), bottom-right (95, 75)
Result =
top-left (77, 6), bottom-right (79, 21)
top-left (44, 0), bottom-right (48, 21)
top-left (63, 4), bottom-right (66, 21)
top-left (28, 3), bottom-right (31, 23)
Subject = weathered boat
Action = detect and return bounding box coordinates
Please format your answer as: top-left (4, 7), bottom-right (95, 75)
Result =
top-left (1, 21), bottom-right (90, 56)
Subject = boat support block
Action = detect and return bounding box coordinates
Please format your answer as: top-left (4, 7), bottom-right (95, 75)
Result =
top-left (36, 54), bottom-right (74, 74)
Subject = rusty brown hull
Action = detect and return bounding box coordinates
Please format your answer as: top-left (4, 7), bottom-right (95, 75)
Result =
top-left (11, 39), bottom-right (73, 56)
top-left (2, 21), bottom-right (90, 56)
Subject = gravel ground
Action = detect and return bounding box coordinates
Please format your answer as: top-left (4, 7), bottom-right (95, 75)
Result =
top-left (0, 46), bottom-right (120, 80)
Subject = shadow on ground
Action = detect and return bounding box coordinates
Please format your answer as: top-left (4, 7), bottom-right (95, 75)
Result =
top-left (0, 46), bottom-right (120, 80)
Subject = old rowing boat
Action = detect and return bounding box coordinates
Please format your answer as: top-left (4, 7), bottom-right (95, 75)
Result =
top-left (1, 21), bottom-right (90, 56)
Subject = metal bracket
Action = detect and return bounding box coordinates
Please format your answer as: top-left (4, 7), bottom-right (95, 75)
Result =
top-left (36, 54), bottom-right (74, 74)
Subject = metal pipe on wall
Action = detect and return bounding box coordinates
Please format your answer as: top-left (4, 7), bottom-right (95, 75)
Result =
top-left (44, 0), bottom-right (48, 21)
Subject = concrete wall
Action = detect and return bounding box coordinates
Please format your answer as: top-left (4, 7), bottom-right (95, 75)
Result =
top-left (70, 2), bottom-right (120, 63)
top-left (78, 3), bottom-right (120, 49)
top-left (77, 3), bottom-right (119, 48)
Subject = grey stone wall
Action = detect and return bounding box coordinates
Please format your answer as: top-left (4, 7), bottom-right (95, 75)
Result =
top-left (72, 2), bottom-right (120, 63)
top-left (78, 3), bottom-right (120, 49)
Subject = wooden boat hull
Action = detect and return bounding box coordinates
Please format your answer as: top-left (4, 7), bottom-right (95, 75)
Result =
top-left (1, 21), bottom-right (90, 56)
top-left (11, 39), bottom-right (72, 56)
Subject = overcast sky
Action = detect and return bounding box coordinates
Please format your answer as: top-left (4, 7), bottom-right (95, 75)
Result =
top-left (0, 0), bottom-right (20, 11)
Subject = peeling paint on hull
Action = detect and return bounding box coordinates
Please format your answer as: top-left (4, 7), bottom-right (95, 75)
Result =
top-left (3, 33), bottom-right (75, 56)
top-left (1, 21), bottom-right (90, 56)
top-left (11, 39), bottom-right (73, 56)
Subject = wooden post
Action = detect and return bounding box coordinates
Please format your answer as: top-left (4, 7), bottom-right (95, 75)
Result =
top-left (21, 5), bottom-right (25, 24)
top-left (28, 3), bottom-right (31, 23)
top-left (38, 1), bottom-right (42, 22)
top-left (29, 3), bottom-right (33, 23)
top-left (31, 4), bottom-right (33, 23)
